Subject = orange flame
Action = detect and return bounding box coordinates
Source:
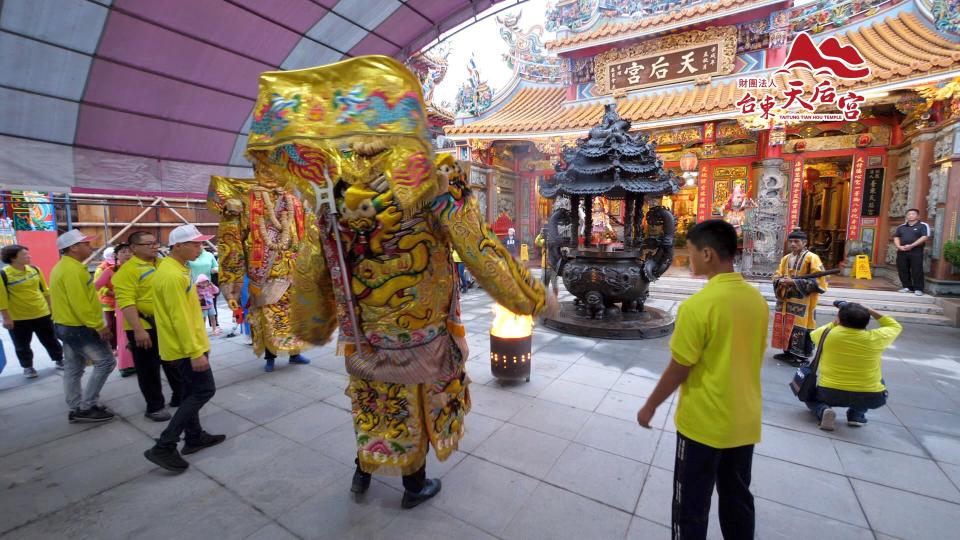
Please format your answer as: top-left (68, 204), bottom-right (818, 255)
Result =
top-left (490, 304), bottom-right (533, 338)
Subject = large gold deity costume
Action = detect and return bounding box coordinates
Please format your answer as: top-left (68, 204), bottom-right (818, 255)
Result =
top-left (244, 56), bottom-right (547, 487)
top-left (208, 169), bottom-right (308, 360)
top-left (772, 230), bottom-right (828, 362)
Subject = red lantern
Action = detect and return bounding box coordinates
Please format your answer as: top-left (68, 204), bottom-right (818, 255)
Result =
top-left (804, 167), bottom-right (819, 193)
top-left (794, 140), bottom-right (806, 152)
top-left (680, 152), bottom-right (699, 173)
top-left (856, 133), bottom-right (872, 147)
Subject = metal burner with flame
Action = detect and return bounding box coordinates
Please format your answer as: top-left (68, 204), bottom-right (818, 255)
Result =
top-left (489, 304), bottom-right (533, 382)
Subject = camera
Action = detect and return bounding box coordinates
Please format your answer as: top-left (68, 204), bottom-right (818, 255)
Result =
top-left (833, 300), bottom-right (849, 309)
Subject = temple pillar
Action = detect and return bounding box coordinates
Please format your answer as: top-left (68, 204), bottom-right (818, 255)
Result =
top-left (584, 196), bottom-right (594, 247)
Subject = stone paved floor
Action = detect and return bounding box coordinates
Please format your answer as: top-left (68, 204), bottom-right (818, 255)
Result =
top-left (1, 291), bottom-right (959, 539)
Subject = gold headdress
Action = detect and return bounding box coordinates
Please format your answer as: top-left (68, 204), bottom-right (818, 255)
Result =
top-left (245, 55), bottom-right (438, 217)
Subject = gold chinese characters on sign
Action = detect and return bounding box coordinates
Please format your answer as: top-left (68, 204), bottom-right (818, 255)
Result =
top-left (594, 26), bottom-right (737, 95)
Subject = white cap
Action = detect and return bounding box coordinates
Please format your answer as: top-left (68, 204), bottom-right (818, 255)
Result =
top-left (57, 229), bottom-right (97, 250)
top-left (168, 224), bottom-right (214, 247)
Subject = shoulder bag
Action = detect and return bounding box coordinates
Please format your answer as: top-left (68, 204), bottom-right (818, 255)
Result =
top-left (789, 327), bottom-right (831, 402)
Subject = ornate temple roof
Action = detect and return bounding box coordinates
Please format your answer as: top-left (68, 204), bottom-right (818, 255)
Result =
top-left (447, 13), bottom-right (960, 139)
top-left (546, 0), bottom-right (772, 53)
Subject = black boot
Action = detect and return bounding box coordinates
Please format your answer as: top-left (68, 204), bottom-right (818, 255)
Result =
top-left (351, 458), bottom-right (371, 495)
top-left (401, 465), bottom-right (441, 509)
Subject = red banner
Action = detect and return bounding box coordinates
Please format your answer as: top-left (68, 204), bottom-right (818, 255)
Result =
top-left (847, 154), bottom-right (866, 240)
top-left (696, 163), bottom-right (711, 222)
top-left (789, 158), bottom-right (804, 229)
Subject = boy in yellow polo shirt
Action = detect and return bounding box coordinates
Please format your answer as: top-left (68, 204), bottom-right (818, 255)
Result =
top-left (50, 229), bottom-right (116, 423)
top-left (143, 225), bottom-right (225, 473)
top-left (637, 220), bottom-right (768, 540)
top-left (114, 231), bottom-right (182, 421)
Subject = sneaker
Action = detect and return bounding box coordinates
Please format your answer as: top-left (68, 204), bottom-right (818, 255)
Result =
top-left (70, 407), bottom-right (115, 423)
top-left (914, 290), bottom-right (924, 297)
top-left (119, 367), bottom-right (137, 378)
top-left (144, 445), bottom-right (189, 473)
top-left (264, 358), bottom-right (275, 373)
top-left (819, 408), bottom-right (836, 431)
top-left (54, 360), bottom-right (64, 370)
top-left (288, 354), bottom-right (311, 365)
top-left (847, 412), bottom-right (868, 427)
top-left (181, 432), bottom-right (226, 455)
top-left (212, 327), bottom-right (222, 336)
top-left (145, 409), bottom-right (172, 422)
top-left (401, 478), bottom-right (442, 509)
top-left (898, 287), bottom-right (911, 293)
top-left (23, 367), bottom-right (38, 379)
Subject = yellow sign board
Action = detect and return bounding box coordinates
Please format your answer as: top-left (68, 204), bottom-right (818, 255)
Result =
top-left (854, 254), bottom-right (872, 280)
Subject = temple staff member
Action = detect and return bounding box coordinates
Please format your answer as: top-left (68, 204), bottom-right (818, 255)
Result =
top-left (638, 220), bottom-right (768, 540)
top-left (893, 208), bottom-right (930, 296)
top-left (50, 230), bottom-right (116, 423)
top-left (0, 244), bottom-right (64, 377)
top-left (143, 224), bottom-right (225, 473)
top-left (772, 230), bottom-right (828, 366)
top-left (114, 231), bottom-right (182, 421)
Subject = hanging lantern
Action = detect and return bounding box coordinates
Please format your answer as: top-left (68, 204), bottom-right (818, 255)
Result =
top-left (680, 152), bottom-right (699, 173)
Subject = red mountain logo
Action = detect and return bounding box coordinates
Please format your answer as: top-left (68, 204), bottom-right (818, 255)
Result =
top-left (775, 32), bottom-right (871, 79)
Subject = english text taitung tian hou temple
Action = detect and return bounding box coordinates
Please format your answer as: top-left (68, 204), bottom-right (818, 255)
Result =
top-left (420, 0), bottom-right (960, 294)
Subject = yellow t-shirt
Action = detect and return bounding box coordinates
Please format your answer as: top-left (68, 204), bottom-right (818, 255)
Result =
top-left (809, 316), bottom-right (900, 393)
top-left (152, 257), bottom-right (209, 361)
top-left (670, 272), bottom-right (769, 449)
top-left (0, 265), bottom-right (51, 321)
top-left (49, 256), bottom-right (104, 330)
top-left (112, 255), bottom-right (157, 331)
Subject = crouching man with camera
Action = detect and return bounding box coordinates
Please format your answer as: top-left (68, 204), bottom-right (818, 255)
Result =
top-left (805, 301), bottom-right (901, 431)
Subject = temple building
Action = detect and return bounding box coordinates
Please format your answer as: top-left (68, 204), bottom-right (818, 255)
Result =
top-left (445, 0), bottom-right (960, 294)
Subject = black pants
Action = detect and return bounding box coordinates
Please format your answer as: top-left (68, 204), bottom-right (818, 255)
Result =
top-left (354, 457), bottom-right (426, 492)
top-left (127, 328), bottom-right (182, 413)
top-left (9, 315), bottom-right (63, 368)
top-left (157, 356), bottom-right (216, 449)
top-left (896, 248), bottom-right (924, 292)
top-left (673, 432), bottom-right (755, 540)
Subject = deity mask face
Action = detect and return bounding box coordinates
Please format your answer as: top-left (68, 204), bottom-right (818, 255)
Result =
top-left (244, 56), bottom-right (438, 218)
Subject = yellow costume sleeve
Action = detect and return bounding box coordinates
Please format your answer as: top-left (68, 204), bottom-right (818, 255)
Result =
top-left (208, 176), bottom-right (252, 303)
top-left (290, 213), bottom-right (338, 345)
top-left (432, 188), bottom-right (546, 316)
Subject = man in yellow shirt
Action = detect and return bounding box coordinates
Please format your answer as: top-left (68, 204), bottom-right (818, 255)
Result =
top-left (143, 224), bottom-right (225, 473)
top-left (0, 244), bottom-right (64, 377)
top-left (637, 220), bottom-right (768, 540)
top-left (806, 302), bottom-right (901, 430)
top-left (50, 229), bottom-right (116, 423)
top-left (114, 231), bottom-right (182, 421)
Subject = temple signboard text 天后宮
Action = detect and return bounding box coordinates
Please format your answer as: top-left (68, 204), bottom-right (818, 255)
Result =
top-left (593, 27), bottom-right (738, 95)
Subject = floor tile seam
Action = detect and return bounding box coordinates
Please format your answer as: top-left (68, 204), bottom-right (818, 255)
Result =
top-left (887, 399), bottom-right (960, 418)
top-left (0, 454), bottom-right (170, 537)
top-left (1, 430), bottom-right (155, 477)
top-left (260, 377), bottom-right (347, 402)
top-left (758, 420), bottom-right (930, 459)
top-left (843, 473), bottom-right (960, 506)
top-left (635, 463), bottom-right (875, 531)
top-left (0, 421), bottom-right (100, 459)
top-left (185, 458), bottom-right (299, 538)
top-left (258, 419), bottom-right (350, 453)
top-left (840, 442), bottom-right (879, 540)
top-left (592, 404), bottom-right (670, 430)
top-left (468, 451), bottom-right (640, 523)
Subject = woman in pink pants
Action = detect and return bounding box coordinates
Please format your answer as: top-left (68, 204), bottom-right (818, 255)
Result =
top-left (95, 243), bottom-right (135, 376)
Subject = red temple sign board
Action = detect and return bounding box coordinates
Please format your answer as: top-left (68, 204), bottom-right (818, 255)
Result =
top-left (697, 163), bottom-right (710, 222)
top-left (847, 154), bottom-right (867, 240)
top-left (789, 159), bottom-right (804, 229)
